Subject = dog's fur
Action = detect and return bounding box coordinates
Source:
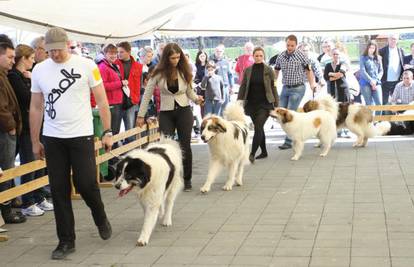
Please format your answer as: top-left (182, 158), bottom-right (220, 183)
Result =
top-left (113, 137), bottom-right (183, 246)
top-left (270, 107), bottom-right (337, 160)
top-left (303, 95), bottom-right (389, 147)
top-left (200, 103), bottom-right (249, 193)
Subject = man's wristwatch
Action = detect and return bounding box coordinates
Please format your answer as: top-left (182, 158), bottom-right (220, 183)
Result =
top-left (101, 129), bottom-right (113, 139)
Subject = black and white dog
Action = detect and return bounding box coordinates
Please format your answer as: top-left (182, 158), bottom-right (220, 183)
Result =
top-left (113, 137), bottom-right (183, 246)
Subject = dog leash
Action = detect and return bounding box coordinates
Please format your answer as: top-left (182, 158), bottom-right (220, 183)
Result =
top-left (109, 150), bottom-right (121, 160)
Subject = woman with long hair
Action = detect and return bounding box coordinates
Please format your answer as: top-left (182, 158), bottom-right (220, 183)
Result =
top-left (137, 43), bottom-right (203, 191)
top-left (359, 40), bottom-right (383, 114)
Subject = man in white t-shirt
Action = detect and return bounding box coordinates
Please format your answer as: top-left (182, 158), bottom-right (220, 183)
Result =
top-left (29, 27), bottom-right (113, 260)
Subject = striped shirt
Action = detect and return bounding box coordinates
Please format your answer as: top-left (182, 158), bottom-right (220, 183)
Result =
top-left (274, 49), bottom-right (311, 86)
top-left (391, 81), bottom-right (414, 104)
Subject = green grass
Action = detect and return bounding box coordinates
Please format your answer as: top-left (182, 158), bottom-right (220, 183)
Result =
top-left (187, 40), bottom-right (414, 64)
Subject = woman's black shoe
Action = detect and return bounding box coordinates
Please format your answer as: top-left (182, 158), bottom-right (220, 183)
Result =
top-left (184, 180), bottom-right (192, 192)
top-left (255, 153), bottom-right (268, 160)
top-left (51, 242), bottom-right (75, 260)
top-left (249, 154), bottom-right (255, 163)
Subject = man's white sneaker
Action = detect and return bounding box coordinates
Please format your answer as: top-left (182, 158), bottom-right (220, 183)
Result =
top-left (21, 204), bottom-right (45, 216)
top-left (37, 199), bottom-right (54, 211)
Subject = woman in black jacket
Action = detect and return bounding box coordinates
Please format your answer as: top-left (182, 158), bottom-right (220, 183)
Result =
top-left (323, 48), bottom-right (349, 102)
top-left (238, 47), bottom-right (279, 163)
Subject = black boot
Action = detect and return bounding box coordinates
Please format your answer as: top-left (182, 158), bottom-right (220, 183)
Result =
top-left (98, 218), bottom-right (112, 240)
top-left (51, 242), bottom-right (75, 260)
top-left (184, 180), bottom-right (192, 192)
top-left (1, 204), bottom-right (26, 224)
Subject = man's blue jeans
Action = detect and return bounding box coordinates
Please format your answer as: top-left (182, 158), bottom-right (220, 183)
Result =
top-left (121, 104), bottom-right (138, 143)
top-left (279, 84), bottom-right (306, 145)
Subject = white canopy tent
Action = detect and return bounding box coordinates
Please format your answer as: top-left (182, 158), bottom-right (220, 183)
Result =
top-left (0, 0), bottom-right (414, 43)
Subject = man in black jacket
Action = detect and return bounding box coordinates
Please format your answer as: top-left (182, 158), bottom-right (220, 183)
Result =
top-left (379, 34), bottom-right (405, 106)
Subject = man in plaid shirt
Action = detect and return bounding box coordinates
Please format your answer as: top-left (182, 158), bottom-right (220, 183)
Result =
top-left (274, 35), bottom-right (317, 150)
top-left (390, 70), bottom-right (414, 105)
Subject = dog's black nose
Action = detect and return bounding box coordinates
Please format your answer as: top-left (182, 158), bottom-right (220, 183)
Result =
top-left (201, 135), bottom-right (205, 141)
top-left (114, 183), bottom-right (121, 190)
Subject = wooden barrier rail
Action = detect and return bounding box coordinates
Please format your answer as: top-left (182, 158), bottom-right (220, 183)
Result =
top-left (0, 120), bottom-right (160, 204)
top-left (369, 104), bottom-right (414, 122)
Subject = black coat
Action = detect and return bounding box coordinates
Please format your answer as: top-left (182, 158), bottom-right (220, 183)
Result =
top-left (323, 62), bottom-right (348, 102)
top-left (7, 68), bottom-right (31, 134)
top-left (379, 45), bottom-right (404, 82)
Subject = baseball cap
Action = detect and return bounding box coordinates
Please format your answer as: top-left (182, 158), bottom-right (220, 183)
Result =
top-left (45, 27), bottom-right (68, 51)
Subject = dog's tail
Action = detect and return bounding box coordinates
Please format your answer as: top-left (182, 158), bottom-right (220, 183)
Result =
top-left (317, 94), bottom-right (338, 120)
top-left (364, 121), bottom-right (391, 137)
top-left (367, 121), bottom-right (391, 137)
top-left (223, 102), bottom-right (246, 122)
top-left (158, 136), bottom-right (183, 157)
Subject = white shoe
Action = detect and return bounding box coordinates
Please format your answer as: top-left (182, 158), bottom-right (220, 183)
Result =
top-left (37, 199), bottom-right (54, 211)
top-left (21, 204), bottom-right (45, 216)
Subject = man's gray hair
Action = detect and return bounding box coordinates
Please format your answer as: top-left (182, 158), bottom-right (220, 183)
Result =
top-left (30, 36), bottom-right (45, 49)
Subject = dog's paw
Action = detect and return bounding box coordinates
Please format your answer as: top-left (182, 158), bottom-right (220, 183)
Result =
top-left (319, 153), bottom-right (327, 157)
top-left (235, 180), bottom-right (243, 186)
top-left (161, 219), bottom-right (172, 227)
top-left (290, 156), bottom-right (299, 161)
top-left (200, 185), bottom-right (210, 193)
top-left (136, 239), bottom-right (148, 246)
top-left (353, 142), bottom-right (363, 147)
top-left (222, 184), bottom-right (233, 191)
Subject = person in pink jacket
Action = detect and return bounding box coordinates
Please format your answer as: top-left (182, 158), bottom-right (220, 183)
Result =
top-left (235, 42), bottom-right (254, 85)
top-left (97, 44), bottom-right (123, 140)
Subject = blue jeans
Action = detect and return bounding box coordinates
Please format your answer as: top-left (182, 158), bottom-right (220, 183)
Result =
top-left (279, 84), bottom-right (306, 145)
top-left (121, 104), bottom-right (138, 143)
top-left (204, 100), bottom-right (222, 115)
top-left (220, 86), bottom-right (230, 116)
top-left (361, 84), bottom-right (382, 115)
top-left (0, 131), bottom-right (17, 205)
top-left (18, 132), bottom-right (45, 207)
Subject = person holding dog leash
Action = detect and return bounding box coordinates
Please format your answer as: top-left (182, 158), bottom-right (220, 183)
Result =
top-left (30, 27), bottom-right (113, 260)
top-left (137, 43), bottom-right (203, 192)
top-left (238, 47), bottom-right (279, 163)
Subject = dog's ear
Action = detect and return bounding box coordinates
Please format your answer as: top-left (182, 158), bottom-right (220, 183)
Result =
top-left (216, 119), bottom-right (227, 133)
top-left (125, 158), bottom-right (152, 188)
top-left (278, 108), bottom-right (293, 123)
top-left (212, 117), bottom-right (227, 133)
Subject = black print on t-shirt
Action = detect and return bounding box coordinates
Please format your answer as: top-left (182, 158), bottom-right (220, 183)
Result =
top-left (45, 68), bottom-right (81, 119)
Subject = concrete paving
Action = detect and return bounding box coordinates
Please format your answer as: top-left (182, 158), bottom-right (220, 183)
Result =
top-left (1, 128), bottom-right (414, 267)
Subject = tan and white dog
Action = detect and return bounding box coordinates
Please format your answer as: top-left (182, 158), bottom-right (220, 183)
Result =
top-left (200, 103), bottom-right (249, 193)
top-left (270, 107), bottom-right (337, 160)
top-left (303, 95), bottom-right (389, 147)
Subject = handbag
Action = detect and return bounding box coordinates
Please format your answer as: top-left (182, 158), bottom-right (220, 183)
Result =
top-left (122, 85), bottom-right (134, 110)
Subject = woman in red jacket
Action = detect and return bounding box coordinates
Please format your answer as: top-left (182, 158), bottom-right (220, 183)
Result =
top-left (97, 44), bottom-right (123, 139)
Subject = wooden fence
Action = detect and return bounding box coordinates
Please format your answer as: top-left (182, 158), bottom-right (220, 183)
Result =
top-left (0, 119), bottom-right (160, 205)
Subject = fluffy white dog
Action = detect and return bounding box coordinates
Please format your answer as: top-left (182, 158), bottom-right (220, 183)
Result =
top-left (200, 103), bottom-right (250, 193)
top-left (113, 137), bottom-right (183, 246)
top-left (303, 95), bottom-right (390, 147)
top-left (270, 107), bottom-right (337, 160)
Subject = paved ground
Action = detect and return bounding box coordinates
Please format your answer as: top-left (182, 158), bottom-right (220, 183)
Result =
top-left (1, 127), bottom-right (414, 267)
